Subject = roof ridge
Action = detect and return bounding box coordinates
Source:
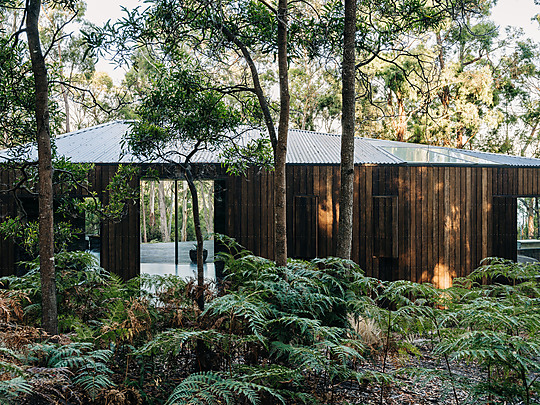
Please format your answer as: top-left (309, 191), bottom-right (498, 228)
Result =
top-left (289, 127), bottom-right (340, 137)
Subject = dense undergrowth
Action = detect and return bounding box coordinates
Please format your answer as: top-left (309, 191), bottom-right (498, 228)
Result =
top-left (0, 239), bottom-right (539, 404)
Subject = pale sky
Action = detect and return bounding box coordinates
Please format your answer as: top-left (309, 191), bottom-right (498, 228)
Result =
top-left (82, 0), bottom-right (540, 83)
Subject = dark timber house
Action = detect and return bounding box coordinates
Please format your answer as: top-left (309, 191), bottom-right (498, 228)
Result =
top-left (2, 120), bottom-right (540, 288)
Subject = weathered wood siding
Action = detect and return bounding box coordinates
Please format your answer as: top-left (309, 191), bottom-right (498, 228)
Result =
top-left (1, 164), bottom-right (538, 285)
top-left (91, 164), bottom-right (140, 280)
top-left (0, 168), bottom-right (17, 276)
top-left (224, 165), bottom-right (538, 288)
top-left (0, 164), bottom-right (140, 280)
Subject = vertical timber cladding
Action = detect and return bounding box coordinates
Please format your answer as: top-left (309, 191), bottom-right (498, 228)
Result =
top-left (489, 166), bottom-right (540, 263)
top-left (95, 164), bottom-right (140, 280)
top-left (371, 165), bottom-right (398, 281)
top-left (360, 165), bottom-right (515, 287)
top-left (223, 164), bottom-right (540, 286)
top-left (0, 167), bottom-right (16, 276)
top-left (224, 167), bottom-right (276, 260)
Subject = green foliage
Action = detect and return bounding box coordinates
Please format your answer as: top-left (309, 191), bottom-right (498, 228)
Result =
top-left (0, 35), bottom-right (36, 149)
top-left (127, 54), bottom-right (243, 163)
top-left (27, 342), bottom-right (115, 400)
top-left (1, 251), bottom-right (133, 330)
top-left (165, 371), bottom-right (285, 405)
top-left (104, 164), bottom-right (140, 219)
top-left (0, 377), bottom-right (34, 404)
top-left (2, 234), bottom-right (540, 404)
top-left (132, 242), bottom-right (372, 403)
top-left (0, 217), bottom-right (80, 258)
top-left (369, 258), bottom-right (540, 405)
top-left (220, 137), bottom-right (274, 176)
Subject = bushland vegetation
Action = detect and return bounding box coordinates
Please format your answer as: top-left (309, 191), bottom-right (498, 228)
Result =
top-left (0, 237), bottom-right (538, 404)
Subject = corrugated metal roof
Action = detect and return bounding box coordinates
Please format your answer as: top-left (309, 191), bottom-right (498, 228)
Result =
top-left (2, 120), bottom-right (540, 167)
top-left (286, 129), bottom-right (402, 164)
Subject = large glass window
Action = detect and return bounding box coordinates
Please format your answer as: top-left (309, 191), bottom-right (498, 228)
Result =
top-left (139, 179), bottom-right (215, 280)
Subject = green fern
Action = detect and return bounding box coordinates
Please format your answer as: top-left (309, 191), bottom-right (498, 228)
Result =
top-left (0, 377), bottom-right (33, 404)
top-left (26, 342), bottom-right (115, 399)
top-left (166, 371), bottom-right (286, 405)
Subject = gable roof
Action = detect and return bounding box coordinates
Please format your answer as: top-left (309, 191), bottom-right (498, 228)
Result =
top-left (2, 120), bottom-right (540, 167)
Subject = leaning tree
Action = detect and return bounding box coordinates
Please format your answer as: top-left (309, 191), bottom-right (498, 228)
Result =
top-left (125, 55), bottom-right (244, 310)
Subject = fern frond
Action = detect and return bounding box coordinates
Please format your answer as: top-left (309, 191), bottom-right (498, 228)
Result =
top-left (0, 377), bottom-right (33, 403)
top-left (135, 329), bottom-right (227, 356)
top-left (166, 372), bottom-right (262, 405)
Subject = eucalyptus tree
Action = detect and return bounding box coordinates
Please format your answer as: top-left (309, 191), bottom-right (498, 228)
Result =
top-left (126, 55), bottom-right (243, 310)
top-left (481, 36), bottom-right (540, 156)
top-left (336, 0), bottom-right (356, 259)
top-left (89, 0), bottom-right (323, 267)
top-left (0, 0), bottom-right (135, 336)
top-left (321, 0), bottom-right (488, 258)
top-left (0, 0), bottom-right (68, 334)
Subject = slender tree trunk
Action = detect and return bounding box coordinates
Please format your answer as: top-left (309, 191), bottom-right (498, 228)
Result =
top-left (158, 181), bottom-right (170, 242)
top-left (336, 0), bottom-right (356, 259)
top-left (181, 183), bottom-right (188, 242)
top-left (301, 61), bottom-right (314, 131)
top-left (11, 10), bottom-right (18, 35)
top-left (200, 182), bottom-right (213, 238)
top-left (149, 181), bottom-right (156, 227)
top-left (274, 0), bottom-right (290, 267)
top-left (436, 32), bottom-right (450, 119)
top-left (527, 199), bottom-right (535, 238)
top-left (168, 182), bottom-right (175, 239)
top-left (185, 171), bottom-right (204, 311)
top-left (395, 95), bottom-right (407, 142)
top-left (218, 19), bottom-right (286, 265)
top-left (141, 182), bottom-right (147, 243)
top-left (521, 122), bottom-right (538, 156)
top-left (62, 84), bottom-right (70, 133)
top-left (26, 0), bottom-right (58, 335)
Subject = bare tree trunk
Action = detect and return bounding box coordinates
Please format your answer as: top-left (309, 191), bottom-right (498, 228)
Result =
top-left (158, 181), bottom-right (170, 242)
top-left (336, 0), bottom-right (356, 260)
top-left (149, 181), bottom-right (156, 227)
top-left (42, 6), bottom-right (70, 134)
top-left (200, 182), bottom-right (213, 238)
top-left (395, 96), bottom-right (407, 142)
top-left (27, 0), bottom-right (58, 335)
top-left (185, 171), bottom-right (204, 311)
top-left (521, 122), bottom-right (538, 156)
top-left (527, 199), bottom-right (535, 239)
top-left (62, 83), bottom-right (70, 133)
top-left (218, 20), bottom-right (286, 266)
top-left (11, 10), bottom-right (18, 35)
top-left (168, 182), bottom-right (175, 239)
top-left (274, 0), bottom-right (290, 267)
top-left (301, 60), bottom-right (315, 131)
top-left (181, 183), bottom-right (188, 242)
top-left (141, 182), bottom-right (147, 243)
top-left (436, 32), bottom-right (450, 119)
